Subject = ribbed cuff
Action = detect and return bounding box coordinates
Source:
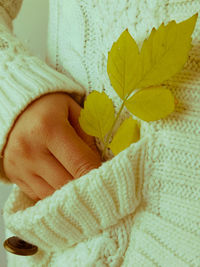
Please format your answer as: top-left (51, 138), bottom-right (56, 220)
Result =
top-left (3, 136), bottom-right (148, 253)
top-left (0, 54), bottom-right (86, 184)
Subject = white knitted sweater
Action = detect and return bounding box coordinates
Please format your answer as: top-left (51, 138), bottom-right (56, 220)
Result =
top-left (1, 0), bottom-right (200, 266)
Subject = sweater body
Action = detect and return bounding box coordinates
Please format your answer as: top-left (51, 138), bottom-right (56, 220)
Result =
top-left (2, 0), bottom-right (200, 266)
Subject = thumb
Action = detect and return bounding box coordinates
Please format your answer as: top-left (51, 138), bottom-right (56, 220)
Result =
top-left (67, 95), bottom-right (101, 156)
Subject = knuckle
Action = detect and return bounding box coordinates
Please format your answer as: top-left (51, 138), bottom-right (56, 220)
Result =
top-left (14, 178), bottom-right (40, 202)
top-left (5, 171), bottom-right (18, 183)
top-left (24, 189), bottom-right (40, 202)
top-left (3, 159), bottom-right (16, 180)
top-left (3, 152), bottom-right (15, 167)
top-left (14, 136), bottom-right (32, 159)
top-left (3, 137), bottom-right (34, 181)
top-left (4, 136), bottom-right (30, 163)
top-left (3, 146), bottom-right (18, 179)
top-left (30, 115), bottom-right (50, 135)
top-left (74, 161), bottom-right (99, 178)
top-left (35, 115), bottom-right (57, 140)
top-left (24, 115), bottom-right (54, 146)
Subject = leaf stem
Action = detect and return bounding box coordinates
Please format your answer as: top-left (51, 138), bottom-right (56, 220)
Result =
top-left (101, 95), bottom-right (128, 160)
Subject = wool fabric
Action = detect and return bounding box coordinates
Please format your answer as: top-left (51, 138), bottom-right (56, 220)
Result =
top-left (0, 0), bottom-right (200, 266)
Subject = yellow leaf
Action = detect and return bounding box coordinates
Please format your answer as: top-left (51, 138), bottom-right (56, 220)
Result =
top-left (108, 117), bottom-right (140, 155)
top-left (107, 29), bottom-right (142, 100)
top-left (137, 13), bottom-right (198, 88)
top-left (79, 90), bottom-right (115, 141)
top-left (125, 87), bottom-right (175, 122)
top-left (107, 13), bottom-right (197, 102)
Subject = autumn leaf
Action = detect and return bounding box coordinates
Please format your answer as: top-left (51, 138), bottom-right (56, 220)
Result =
top-left (125, 86), bottom-right (175, 121)
top-left (137, 13), bottom-right (198, 88)
top-left (107, 13), bottom-right (198, 121)
top-left (107, 29), bottom-right (141, 100)
top-left (78, 90), bottom-right (115, 142)
top-left (79, 14), bottom-right (198, 159)
top-left (108, 117), bottom-right (140, 155)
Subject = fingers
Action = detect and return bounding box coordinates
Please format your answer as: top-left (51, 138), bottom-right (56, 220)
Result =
top-left (46, 121), bottom-right (102, 179)
top-left (33, 150), bottom-right (74, 189)
top-left (13, 178), bottom-right (40, 202)
top-left (20, 174), bottom-right (56, 201)
top-left (7, 150), bottom-right (72, 201)
top-left (67, 95), bottom-right (101, 156)
top-left (28, 174), bottom-right (56, 200)
top-left (2, 92), bottom-right (102, 202)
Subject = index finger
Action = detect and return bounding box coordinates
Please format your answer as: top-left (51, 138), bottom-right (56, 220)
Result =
top-left (67, 93), bottom-right (101, 155)
top-left (46, 121), bottom-right (102, 179)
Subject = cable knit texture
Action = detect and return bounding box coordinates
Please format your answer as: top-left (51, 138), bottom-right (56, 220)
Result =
top-left (1, 0), bottom-right (200, 266)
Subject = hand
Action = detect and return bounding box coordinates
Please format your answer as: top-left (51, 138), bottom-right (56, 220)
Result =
top-left (2, 92), bottom-right (102, 202)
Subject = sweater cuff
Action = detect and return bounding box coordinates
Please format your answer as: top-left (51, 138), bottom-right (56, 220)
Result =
top-left (0, 55), bottom-right (86, 184)
top-left (3, 136), bottom-right (148, 253)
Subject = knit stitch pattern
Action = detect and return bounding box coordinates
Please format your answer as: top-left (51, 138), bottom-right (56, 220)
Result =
top-left (0, 1), bottom-right (86, 184)
top-left (2, 0), bottom-right (200, 266)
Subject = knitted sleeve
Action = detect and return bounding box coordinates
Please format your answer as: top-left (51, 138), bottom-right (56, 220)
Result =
top-left (0, 1), bottom-right (86, 184)
top-left (3, 135), bottom-right (148, 254)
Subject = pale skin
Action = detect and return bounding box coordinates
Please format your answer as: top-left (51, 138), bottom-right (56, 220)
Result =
top-left (2, 92), bottom-right (102, 202)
